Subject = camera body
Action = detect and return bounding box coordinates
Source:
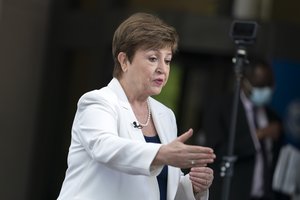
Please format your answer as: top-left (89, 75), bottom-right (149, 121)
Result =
top-left (230, 20), bottom-right (258, 45)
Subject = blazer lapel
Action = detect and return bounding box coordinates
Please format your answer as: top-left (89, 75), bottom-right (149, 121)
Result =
top-left (149, 98), bottom-right (180, 199)
top-left (150, 100), bottom-right (173, 145)
top-left (107, 78), bottom-right (145, 141)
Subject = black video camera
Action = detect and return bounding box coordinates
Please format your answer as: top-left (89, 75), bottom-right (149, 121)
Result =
top-left (230, 20), bottom-right (258, 46)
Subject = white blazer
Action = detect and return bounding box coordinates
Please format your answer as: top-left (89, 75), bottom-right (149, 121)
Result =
top-left (57, 78), bottom-right (208, 200)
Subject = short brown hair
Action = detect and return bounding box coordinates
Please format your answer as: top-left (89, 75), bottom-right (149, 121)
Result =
top-left (112, 12), bottom-right (179, 78)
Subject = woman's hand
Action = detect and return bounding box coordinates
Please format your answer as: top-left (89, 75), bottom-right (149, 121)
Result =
top-left (189, 167), bottom-right (214, 193)
top-left (153, 129), bottom-right (215, 168)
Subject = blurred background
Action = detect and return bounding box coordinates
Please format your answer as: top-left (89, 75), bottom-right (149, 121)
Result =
top-left (1, 0), bottom-right (300, 199)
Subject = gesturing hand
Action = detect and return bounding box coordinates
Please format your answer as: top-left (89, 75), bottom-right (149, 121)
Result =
top-left (153, 129), bottom-right (215, 169)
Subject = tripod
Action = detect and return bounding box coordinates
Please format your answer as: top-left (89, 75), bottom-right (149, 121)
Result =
top-left (220, 20), bottom-right (257, 200)
top-left (220, 46), bottom-right (248, 200)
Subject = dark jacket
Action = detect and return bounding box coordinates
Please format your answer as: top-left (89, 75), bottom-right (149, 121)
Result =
top-left (202, 94), bottom-right (284, 200)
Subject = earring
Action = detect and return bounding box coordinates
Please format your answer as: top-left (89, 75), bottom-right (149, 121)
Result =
top-left (122, 67), bottom-right (128, 72)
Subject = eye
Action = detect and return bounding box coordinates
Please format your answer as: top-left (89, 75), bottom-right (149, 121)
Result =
top-left (149, 56), bottom-right (158, 62)
top-left (165, 59), bottom-right (171, 65)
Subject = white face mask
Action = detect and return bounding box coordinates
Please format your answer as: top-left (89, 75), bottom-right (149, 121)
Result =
top-left (250, 87), bottom-right (273, 106)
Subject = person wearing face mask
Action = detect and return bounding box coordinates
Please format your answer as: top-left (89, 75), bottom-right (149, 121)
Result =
top-left (202, 59), bottom-right (289, 200)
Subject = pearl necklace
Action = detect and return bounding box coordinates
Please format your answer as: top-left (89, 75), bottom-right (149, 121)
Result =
top-left (137, 99), bottom-right (151, 128)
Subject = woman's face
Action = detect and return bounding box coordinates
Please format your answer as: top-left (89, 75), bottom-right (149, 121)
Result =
top-left (121, 47), bottom-right (172, 97)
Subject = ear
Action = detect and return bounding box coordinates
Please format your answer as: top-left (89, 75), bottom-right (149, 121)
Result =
top-left (117, 52), bottom-right (128, 72)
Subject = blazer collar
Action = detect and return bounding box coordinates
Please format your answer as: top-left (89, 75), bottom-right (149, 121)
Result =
top-left (107, 78), bottom-right (131, 110)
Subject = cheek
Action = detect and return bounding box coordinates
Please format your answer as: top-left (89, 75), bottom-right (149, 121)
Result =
top-left (165, 69), bottom-right (170, 83)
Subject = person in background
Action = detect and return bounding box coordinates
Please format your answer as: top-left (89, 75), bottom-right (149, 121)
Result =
top-left (57, 12), bottom-right (215, 200)
top-left (273, 99), bottom-right (300, 200)
top-left (202, 59), bottom-right (289, 200)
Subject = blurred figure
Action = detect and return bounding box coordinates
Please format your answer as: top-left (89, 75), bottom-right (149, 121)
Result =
top-left (57, 12), bottom-right (215, 200)
top-left (273, 99), bottom-right (300, 200)
top-left (202, 59), bottom-right (289, 200)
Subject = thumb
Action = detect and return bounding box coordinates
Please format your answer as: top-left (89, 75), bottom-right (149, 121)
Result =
top-left (176, 128), bottom-right (193, 143)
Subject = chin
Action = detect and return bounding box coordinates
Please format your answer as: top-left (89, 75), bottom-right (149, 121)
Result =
top-left (151, 89), bottom-right (162, 96)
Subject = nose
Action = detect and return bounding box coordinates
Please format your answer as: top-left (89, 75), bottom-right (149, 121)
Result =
top-left (156, 60), bottom-right (168, 74)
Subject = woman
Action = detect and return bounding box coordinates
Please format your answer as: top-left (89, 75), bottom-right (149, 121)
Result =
top-left (57, 12), bottom-right (215, 200)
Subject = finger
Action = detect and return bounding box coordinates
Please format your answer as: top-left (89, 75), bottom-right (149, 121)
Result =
top-left (176, 128), bottom-right (193, 143)
top-left (187, 153), bottom-right (216, 166)
top-left (189, 152), bottom-right (216, 160)
top-left (186, 154), bottom-right (215, 168)
top-left (190, 176), bottom-right (212, 188)
top-left (191, 180), bottom-right (208, 193)
top-left (192, 183), bottom-right (203, 193)
top-left (189, 168), bottom-right (214, 183)
top-left (192, 182), bottom-right (210, 193)
top-left (189, 172), bottom-right (214, 182)
top-left (190, 167), bottom-right (214, 174)
top-left (189, 159), bottom-right (214, 167)
top-left (186, 145), bottom-right (215, 154)
top-left (191, 179), bottom-right (208, 188)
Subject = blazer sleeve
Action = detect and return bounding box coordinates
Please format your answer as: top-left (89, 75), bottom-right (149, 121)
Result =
top-left (72, 90), bottom-right (163, 176)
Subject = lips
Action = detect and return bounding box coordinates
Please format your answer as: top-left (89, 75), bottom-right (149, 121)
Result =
top-left (154, 78), bottom-right (164, 86)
